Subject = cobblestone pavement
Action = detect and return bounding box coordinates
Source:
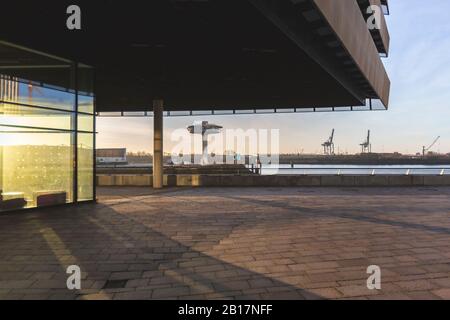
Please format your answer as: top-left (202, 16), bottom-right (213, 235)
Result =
top-left (1, 187), bottom-right (450, 300)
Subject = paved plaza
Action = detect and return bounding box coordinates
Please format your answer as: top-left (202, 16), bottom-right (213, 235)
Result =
top-left (1, 186), bottom-right (450, 300)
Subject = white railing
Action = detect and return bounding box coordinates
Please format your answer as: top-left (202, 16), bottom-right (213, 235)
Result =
top-left (253, 165), bottom-right (450, 176)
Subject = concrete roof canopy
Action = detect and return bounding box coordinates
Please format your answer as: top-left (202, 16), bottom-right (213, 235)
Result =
top-left (0, 0), bottom-right (390, 112)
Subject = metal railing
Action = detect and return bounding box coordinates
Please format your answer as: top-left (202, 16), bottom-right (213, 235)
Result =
top-left (96, 164), bottom-right (450, 177)
top-left (254, 166), bottom-right (450, 176)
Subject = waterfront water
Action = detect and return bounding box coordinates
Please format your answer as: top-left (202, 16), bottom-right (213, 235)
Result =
top-left (257, 164), bottom-right (450, 176)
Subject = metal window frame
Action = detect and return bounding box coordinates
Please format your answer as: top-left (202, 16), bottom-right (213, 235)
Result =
top-left (0, 42), bottom-right (96, 212)
top-left (96, 99), bottom-right (386, 118)
top-left (72, 62), bottom-right (79, 204)
top-left (0, 99), bottom-right (94, 116)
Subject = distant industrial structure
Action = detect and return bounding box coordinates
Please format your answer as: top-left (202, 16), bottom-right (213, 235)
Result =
top-left (322, 129), bottom-right (335, 155)
top-left (422, 136), bottom-right (440, 156)
top-left (316, 130), bottom-right (445, 157)
top-left (187, 121), bottom-right (223, 165)
top-left (96, 148), bottom-right (128, 165)
top-left (360, 130), bottom-right (372, 154)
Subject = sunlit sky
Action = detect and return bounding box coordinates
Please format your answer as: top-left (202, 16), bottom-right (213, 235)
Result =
top-left (97, 1), bottom-right (450, 155)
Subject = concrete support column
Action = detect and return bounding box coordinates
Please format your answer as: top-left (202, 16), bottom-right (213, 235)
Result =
top-left (153, 99), bottom-right (164, 189)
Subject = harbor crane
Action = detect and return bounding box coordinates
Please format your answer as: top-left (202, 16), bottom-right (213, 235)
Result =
top-left (322, 129), bottom-right (335, 155)
top-left (360, 130), bottom-right (372, 153)
top-left (422, 136), bottom-right (440, 156)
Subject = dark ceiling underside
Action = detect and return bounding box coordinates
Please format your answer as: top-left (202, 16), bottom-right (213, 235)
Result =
top-left (0, 0), bottom-right (372, 111)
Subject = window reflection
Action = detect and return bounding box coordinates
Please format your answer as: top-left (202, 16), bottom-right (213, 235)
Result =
top-left (0, 102), bottom-right (74, 130)
top-left (0, 129), bottom-right (74, 210)
top-left (0, 73), bottom-right (95, 212)
top-left (78, 133), bottom-right (94, 201)
top-left (1, 76), bottom-right (75, 111)
top-left (78, 95), bottom-right (94, 115)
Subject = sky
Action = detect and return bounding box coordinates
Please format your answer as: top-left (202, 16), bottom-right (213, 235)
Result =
top-left (97, 1), bottom-right (450, 155)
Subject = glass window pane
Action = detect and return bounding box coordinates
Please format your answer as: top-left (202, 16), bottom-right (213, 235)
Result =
top-left (78, 94), bottom-right (94, 114)
top-left (0, 102), bottom-right (74, 130)
top-left (77, 65), bottom-right (94, 104)
top-left (0, 130), bottom-right (74, 211)
top-left (0, 76), bottom-right (75, 111)
top-left (78, 133), bottom-right (94, 201)
top-left (78, 112), bottom-right (94, 132)
top-left (0, 43), bottom-right (96, 212)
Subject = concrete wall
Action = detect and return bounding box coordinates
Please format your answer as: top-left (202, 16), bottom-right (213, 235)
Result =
top-left (97, 174), bottom-right (450, 187)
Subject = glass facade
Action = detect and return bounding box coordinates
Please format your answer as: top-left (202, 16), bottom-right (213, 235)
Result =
top-left (0, 44), bottom-right (95, 212)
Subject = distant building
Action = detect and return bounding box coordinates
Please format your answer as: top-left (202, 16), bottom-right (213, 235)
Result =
top-left (96, 149), bottom-right (127, 165)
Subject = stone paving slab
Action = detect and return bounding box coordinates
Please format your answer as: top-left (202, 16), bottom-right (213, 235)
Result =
top-left (1, 186), bottom-right (450, 300)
